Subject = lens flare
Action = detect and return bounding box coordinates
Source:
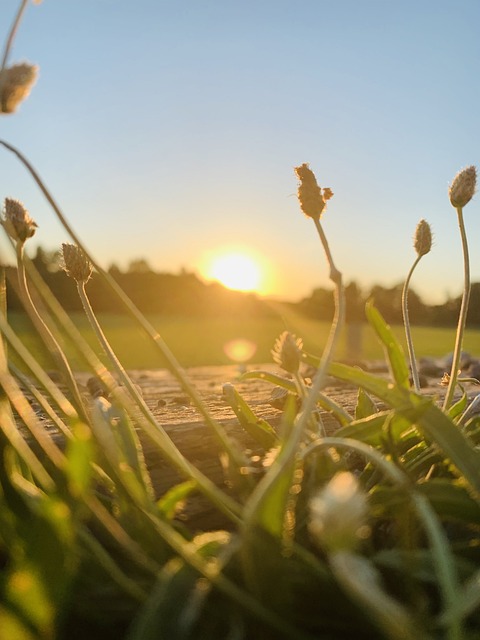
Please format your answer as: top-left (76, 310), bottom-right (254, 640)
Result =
top-left (223, 338), bottom-right (257, 363)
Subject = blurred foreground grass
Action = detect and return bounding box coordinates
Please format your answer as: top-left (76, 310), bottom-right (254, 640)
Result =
top-left (8, 310), bottom-right (480, 370)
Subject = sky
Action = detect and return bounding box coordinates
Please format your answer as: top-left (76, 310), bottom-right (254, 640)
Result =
top-left (1, 0), bottom-right (480, 305)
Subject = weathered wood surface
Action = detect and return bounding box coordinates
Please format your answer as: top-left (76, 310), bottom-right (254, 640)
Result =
top-left (73, 363), bottom-right (364, 530)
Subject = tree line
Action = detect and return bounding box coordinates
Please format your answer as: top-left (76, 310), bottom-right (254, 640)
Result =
top-left (5, 246), bottom-right (480, 327)
top-left (298, 281), bottom-right (480, 327)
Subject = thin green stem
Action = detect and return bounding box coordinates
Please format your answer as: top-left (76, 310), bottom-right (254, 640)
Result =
top-left (14, 242), bottom-right (88, 421)
top-left (77, 280), bottom-right (138, 400)
top-left (244, 216), bottom-right (345, 522)
top-left (402, 254), bottom-right (422, 392)
top-left (0, 0), bottom-right (29, 70)
top-left (443, 207), bottom-right (471, 411)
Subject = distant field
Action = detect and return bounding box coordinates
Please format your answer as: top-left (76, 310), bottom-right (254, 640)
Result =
top-left (5, 310), bottom-right (480, 371)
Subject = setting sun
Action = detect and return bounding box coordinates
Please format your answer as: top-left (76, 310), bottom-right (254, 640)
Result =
top-left (205, 252), bottom-right (263, 292)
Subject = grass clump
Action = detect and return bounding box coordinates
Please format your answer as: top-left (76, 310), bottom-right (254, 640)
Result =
top-left (1, 4), bottom-right (480, 639)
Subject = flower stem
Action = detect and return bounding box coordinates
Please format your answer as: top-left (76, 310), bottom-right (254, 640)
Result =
top-left (1, 0), bottom-right (29, 71)
top-left (443, 207), bottom-right (471, 411)
top-left (402, 254), bottom-right (422, 392)
top-left (15, 243), bottom-right (88, 420)
top-left (245, 216), bottom-right (345, 522)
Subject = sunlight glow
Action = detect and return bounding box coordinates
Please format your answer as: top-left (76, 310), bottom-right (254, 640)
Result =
top-left (205, 252), bottom-right (263, 292)
top-left (223, 338), bottom-right (257, 363)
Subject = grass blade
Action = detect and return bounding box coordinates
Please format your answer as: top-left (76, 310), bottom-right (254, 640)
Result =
top-left (365, 300), bottom-right (410, 389)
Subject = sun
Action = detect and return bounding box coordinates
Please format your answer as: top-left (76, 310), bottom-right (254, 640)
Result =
top-left (205, 251), bottom-right (263, 292)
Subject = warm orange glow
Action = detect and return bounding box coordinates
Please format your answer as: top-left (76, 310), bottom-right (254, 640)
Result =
top-left (203, 250), bottom-right (264, 292)
top-left (223, 338), bottom-right (257, 363)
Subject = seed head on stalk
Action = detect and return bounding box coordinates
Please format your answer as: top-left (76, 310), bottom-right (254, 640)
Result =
top-left (443, 165), bottom-right (477, 411)
top-left (62, 243), bottom-right (93, 283)
top-left (0, 63), bottom-right (38, 113)
top-left (413, 219), bottom-right (432, 257)
top-left (449, 166), bottom-right (476, 209)
top-left (1, 197), bottom-right (37, 243)
top-left (271, 331), bottom-right (303, 375)
top-left (294, 163), bottom-right (333, 220)
top-left (403, 219), bottom-right (433, 393)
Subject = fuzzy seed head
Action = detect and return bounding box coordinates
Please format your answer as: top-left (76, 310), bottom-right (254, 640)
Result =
top-left (449, 166), bottom-right (477, 208)
top-left (271, 331), bottom-right (303, 374)
top-left (0, 63), bottom-right (38, 114)
top-left (1, 198), bottom-right (37, 243)
top-left (413, 219), bottom-right (432, 257)
top-left (62, 243), bottom-right (93, 283)
top-left (309, 472), bottom-right (369, 552)
top-left (294, 163), bottom-right (333, 219)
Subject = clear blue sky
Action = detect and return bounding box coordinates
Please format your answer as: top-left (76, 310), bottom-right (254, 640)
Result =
top-left (1, 0), bottom-right (480, 304)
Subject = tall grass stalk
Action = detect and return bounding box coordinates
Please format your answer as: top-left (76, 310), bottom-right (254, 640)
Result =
top-left (0, 0), bottom-right (29, 70)
top-left (402, 254), bottom-right (422, 392)
top-left (244, 165), bottom-right (345, 524)
top-left (402, 219), bottom-right (432, 393)
top-left (443, 206), bottom-right (472, 410)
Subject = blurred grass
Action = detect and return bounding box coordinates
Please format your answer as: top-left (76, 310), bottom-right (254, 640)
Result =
top-left (7, 310), bottom-right (480, 370)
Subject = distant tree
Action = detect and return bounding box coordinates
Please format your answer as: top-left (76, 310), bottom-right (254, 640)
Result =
top-left (31, 246), bottom-right (60, 276)
top-left (297, 287), bottom-right (334, 320)
top-left (5, 245), bottom-right (479, 325)
top-left (108, 263), bottom-right (122, 277)
top-left (128, 258), bottom-right (152, 273)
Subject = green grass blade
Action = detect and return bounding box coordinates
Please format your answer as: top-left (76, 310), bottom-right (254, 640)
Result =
top-left (365, 300), bottom-right (410, 389)
top-left (157, 480), bottom-right (197, 521)
top-left (355, 387), bottom-right (378, 419)
top-left (335, 411), bottom-right (410, 447)
top-left (448, 389), bottom-right (468, 421)
top-left (240, 369), bottom-right (353, 425)
top-left (223, 383), bottom-right (278, 449)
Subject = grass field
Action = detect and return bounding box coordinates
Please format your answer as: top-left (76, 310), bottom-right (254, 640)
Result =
top-left (7, 310), bottom-right (480, 370)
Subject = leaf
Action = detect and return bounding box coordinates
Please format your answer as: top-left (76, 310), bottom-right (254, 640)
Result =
top-left (355, 387), bottom-right (378, 420)
top-left (335, 412), bottom-right (410, 447)
top-left (157, 480), bottom-right (197, 521)
top-left (222, 383), bottom-right (278, 449)
top-left (65, 421), bottom-right (94, 500)
top-left (109, 393), bottom-right (155, 502)
top-left (417, 479), bottom-right (480, 523)
top-left (448, 389), bottom-right (468, 422)
top-left (90, 398), bottom-right (154, 508)
top-left (239, 370), bottom-right (352, 426)
top-left (365, 301), bottom-right (410, 389)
